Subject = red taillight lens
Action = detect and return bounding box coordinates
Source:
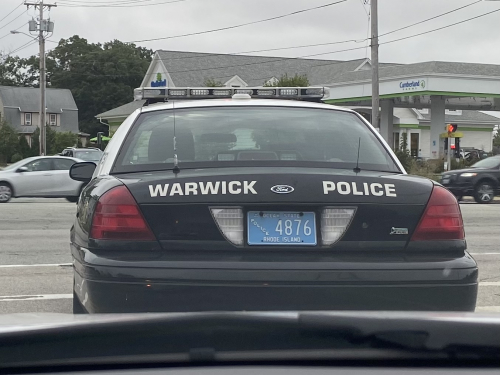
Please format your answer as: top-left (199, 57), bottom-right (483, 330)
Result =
top-left (90, 186), bottom-right (155, 241)
top-left (411, 185), bottom-right (464, 241)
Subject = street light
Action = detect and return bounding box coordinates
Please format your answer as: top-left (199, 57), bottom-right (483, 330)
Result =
top-left (10, 30), bottom-right (38, 40)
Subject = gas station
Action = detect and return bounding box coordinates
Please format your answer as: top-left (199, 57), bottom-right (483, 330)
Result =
top-left (323, 61), bottom-right (500, 160)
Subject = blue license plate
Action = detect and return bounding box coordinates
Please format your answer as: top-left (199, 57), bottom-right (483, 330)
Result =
top-left (247, 211), bottom-right (316, 246)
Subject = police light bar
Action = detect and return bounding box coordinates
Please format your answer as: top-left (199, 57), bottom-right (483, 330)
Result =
top-left (134, 86), bottom-right (328, 101)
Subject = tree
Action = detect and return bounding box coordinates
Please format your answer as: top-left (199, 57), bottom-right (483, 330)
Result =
top-left (18, 136), bottom-right (31, 158)
top-left (0, 119), bottom-right (19, 163)
top-left (0, 52), bottom-right (36, 87)
top-left (30, 128), bottom-right (40, 157)
top-left (48, 37), bottom-right (153, 137)
top-left (264, 73), bottom-right (309, 87)
top-left (45, 125), bottom-right (57, 155)
top-left (7, 36), bottom-right (154, 137)
top-left (394, 133), bottom-right (412, 172)
top-left (53, 132), bottom-right (78, 154)
top-left (203, 78), bottom-right (224, 87)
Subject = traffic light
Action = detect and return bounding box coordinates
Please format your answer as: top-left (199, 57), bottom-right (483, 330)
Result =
top-left (447, 124), bottom-right (458, 134)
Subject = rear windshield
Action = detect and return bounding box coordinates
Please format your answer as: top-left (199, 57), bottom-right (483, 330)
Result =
top-left (75, 150), bottom-right (102, 162)
top-left (112, 106), bottom-right (400, 173)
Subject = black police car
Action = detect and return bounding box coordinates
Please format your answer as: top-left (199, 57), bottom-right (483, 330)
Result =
top-left (68, 87), bottom-right (477, 314)
top-left (441, 155), bottom-right (500, 203)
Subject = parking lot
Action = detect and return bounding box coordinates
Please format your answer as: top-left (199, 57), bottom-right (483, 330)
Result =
top-left (0, 198), bottom-right (498, 314)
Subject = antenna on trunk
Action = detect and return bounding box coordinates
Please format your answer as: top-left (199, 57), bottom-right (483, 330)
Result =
top-left (353, 137), bottom-right (361, 174)
top-left (172, 101), bottom-right (180, 174)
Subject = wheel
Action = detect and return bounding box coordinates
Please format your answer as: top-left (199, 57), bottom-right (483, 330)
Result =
top-left (73, 291), bottom-right (87, 314)
top-left (0, 183), bottom-right (12, 203)
top-left (473, 181), bottom-right (495, 204)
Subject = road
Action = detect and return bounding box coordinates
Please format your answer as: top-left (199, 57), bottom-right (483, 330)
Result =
top-left (0, 198), bottom-right (498, 314)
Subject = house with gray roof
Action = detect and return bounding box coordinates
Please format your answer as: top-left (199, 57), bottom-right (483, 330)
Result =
top-left (0, 86), bottom-right (81, 147)
top-left (97, 50), bottom-right (391, 134)
top-left (96, 50), bottom-right (499, 158)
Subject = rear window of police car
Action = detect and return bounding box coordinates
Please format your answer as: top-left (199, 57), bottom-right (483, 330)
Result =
top-left (113, 106), bottom-right (400, 173)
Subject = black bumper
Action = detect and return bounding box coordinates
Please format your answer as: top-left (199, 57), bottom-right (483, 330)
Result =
top-left (73, 248), bottom-right (478, 313)
top-left (441, 181), bottom-right (474, 196)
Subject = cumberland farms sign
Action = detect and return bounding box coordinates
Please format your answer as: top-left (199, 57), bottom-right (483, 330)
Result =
top-left (399, 79), bottom-right (426, 92)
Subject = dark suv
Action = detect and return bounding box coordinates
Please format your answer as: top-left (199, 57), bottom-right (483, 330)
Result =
top-left (441, 155), bottom-right (500, 203)
top-left (60, 148), bottom-right (103, 163)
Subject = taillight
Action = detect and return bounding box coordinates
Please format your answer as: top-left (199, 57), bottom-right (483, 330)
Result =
top-left (210, 207), bottom-right (244, 246)
top-left (411, 185), bottom-right (464, 241)
top-left (90, 186), bottom-right (155, 241)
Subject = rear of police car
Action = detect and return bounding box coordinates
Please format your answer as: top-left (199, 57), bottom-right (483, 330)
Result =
top-left (70, 87), bottom-right (477, 313)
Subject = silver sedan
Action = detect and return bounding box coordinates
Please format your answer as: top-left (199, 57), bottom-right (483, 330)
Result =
top-left (0, 156), bottom-right (85, 203)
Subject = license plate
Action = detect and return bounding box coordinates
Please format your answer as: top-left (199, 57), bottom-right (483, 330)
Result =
top-left (247, 211), bottom-right (316, 246)
top-left (442, 178), bottom-right (450, 184)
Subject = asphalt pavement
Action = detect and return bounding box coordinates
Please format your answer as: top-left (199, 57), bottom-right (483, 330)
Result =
top-left (0, 198), bottom-right (498, 314)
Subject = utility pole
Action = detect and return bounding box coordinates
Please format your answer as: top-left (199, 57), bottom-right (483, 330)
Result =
top-left (24, 1), bottom-right (56, 156)
top-left (370, 0), bottom-right (379, 129)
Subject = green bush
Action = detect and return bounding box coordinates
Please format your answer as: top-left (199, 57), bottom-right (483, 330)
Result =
top-left (18, 136), bottom-right (31, 158)
top-left (394, 133), bottom-right (412, 171)
top-left (0, 120), bottom-right (20, 163)
top-left (11, 153), bottom-right (23, 163)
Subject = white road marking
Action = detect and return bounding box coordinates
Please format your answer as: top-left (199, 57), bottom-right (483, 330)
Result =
top-left (469, 253), bottom-right (500, 256)
top-left (475, 306), bottom-right (500, 312)
top-left (479, 281), bottom-right (500, 286)
top-left (0, 263), bottom-right (72, 268)
top-left (0, 294), bottom-right (72, 302)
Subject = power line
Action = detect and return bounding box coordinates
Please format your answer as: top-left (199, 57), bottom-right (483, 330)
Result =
top-left (126, 0), bottom-right (349, 43)
top-left (0, 1), bottom-right (24, 24)
top-left (0, 8), bottom-right (28, 32)
top-left (51, 0), bottom-right (490, 72)
top-left (380, 6), bottom-right (500, 46)
top-left (379, 0), bottom-right (482, 37)
top-left (57, 0), bottom-right (186, 7)
top-left (44, 4), bottom-right (500, 79)
top-left (9, 38), bottom-right (37, 55)
top-left (0, 22), bottom-right (28, 41)
top-left (56, 0), bottom-right (159, 4)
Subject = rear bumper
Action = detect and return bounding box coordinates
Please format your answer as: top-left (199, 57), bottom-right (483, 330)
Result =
top-left (73, 249), bottom-right (478, 313)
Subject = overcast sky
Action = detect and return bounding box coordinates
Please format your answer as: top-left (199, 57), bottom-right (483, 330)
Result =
top-left (1, 0), bottom-right (500, 65)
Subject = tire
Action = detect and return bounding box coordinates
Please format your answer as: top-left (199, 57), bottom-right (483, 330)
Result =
top-left (455, 195), bottom-right (463, 202)
top-left (73, 291), bottom-right (87, 314)
top-left (0, 182), bottom-right (12, 203)
top-left (473, 181), bottom-right (495, 204)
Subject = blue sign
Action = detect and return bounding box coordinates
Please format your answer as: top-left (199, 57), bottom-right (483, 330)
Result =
top-left (151, 72), bottom-right (167, 87)
top-left (399, 79), bottom-right (425, 91)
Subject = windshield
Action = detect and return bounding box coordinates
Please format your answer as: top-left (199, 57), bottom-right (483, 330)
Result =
top-left (114, 106), bottom-right (399, 173)
top-left (75, 150), bottom-right (102, 162)
top-left (471, 157), bottom-right (500, 169)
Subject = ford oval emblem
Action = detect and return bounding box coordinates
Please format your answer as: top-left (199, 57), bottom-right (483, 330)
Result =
top-left (270, 185), bottom-right (295, 194)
